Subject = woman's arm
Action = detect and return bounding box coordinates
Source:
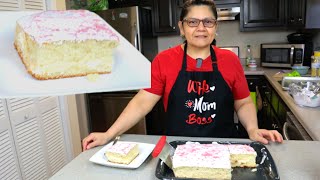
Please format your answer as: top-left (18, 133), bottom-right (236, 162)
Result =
top-left (234, 96), bottom-right (283, 144)
top-left (82, 89), bottom-right (161, 150)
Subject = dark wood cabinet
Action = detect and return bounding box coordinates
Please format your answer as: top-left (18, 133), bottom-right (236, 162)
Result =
top-left (245, 75), bottom-right (288, 134)
top-left (240, 0), bottom-right (310, 31)
top-left (152, 0), bottom-right (180, 35)
top-left (241, 0), bottom-right (285, 30)
top-left (286, 0), bottom-right (306, 28)
top-left (214, 0), bottom-right (241, 5)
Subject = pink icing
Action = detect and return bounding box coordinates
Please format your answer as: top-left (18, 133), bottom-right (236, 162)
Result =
top-left (173, 144), bottom-right (231, 169)
top-left (107, 142), bottom-right (137, 155)
top-left (17, 10), bottom-right (119, 44)
top-left (227, 144), bottom-right (257, 154)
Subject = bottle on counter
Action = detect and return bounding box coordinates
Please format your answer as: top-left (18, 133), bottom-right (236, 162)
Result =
top-left (311, 50), bottom-right (320, 77)
top-left (246, 45), bottom-right (257, 68)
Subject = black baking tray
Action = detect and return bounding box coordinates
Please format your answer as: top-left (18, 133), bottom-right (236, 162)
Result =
top-left (155, 141), bottom-right (280, 180)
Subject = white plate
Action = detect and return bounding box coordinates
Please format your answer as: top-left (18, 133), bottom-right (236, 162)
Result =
top-left (89, 141), bottom-right (155, 169)
top-left (0, 11), bottom-right (150, 98)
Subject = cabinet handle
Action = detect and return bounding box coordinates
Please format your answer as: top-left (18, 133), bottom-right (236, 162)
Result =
top-left (173, 26), bottom-right (176, 30)
top-left (283, 122), bottom-right (289, 140)
top-left (24, 114), bottom-right (29, 120)
top-left (298, 17), bottom-right (303, 22)
top-left (289, 18), bottom-right (294, 23)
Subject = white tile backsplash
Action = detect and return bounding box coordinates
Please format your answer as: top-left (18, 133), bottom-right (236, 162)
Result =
top-left (157, 21), bottom-right (319, 59)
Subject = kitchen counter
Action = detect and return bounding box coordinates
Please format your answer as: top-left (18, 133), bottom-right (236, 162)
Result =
top-left (243, 67), bottom-right (320, 141)
top-left (50, 134), bottom-right (320, 180)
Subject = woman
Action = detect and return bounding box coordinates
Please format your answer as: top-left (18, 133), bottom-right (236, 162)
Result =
top-left (83, 0), bottom-right (283, 150)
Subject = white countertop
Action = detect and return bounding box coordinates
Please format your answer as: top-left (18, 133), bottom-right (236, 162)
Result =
top-left (51, 134), bottom-right (320, 180)
top-left (243, 66), bottom-right (320, 141)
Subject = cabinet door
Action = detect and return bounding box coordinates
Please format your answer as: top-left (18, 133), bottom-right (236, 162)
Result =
top-left (7, 98), bottom-right (49, 180)
top-left (0, 0), bottom-right (46, 10)
top-left (270, 109), bottom-right (282, 133)
top-left (153, 0), bottom-right (178, 35)
top-left (0, 99), bottom-right (22, 180)
top-left (22, 0), bottom-right (46, 10)
top-left (37, 97), bottom-right (68, 176)
top-left (0, 0), bottom-right (20, 10)
top-left (242, 0), bottom-right (285, 29)
top-left (286, 0), bottom-right (305, 27)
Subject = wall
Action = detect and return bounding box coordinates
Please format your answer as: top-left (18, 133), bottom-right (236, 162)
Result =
top-left (215, 21), bottom-right (295, 59)
top-left (157, 21), bottom-right (320, 61)
top-left (314, 32), bottom-right (320, 49)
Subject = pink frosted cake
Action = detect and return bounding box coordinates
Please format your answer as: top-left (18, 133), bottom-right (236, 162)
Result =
top-left (14, 10), bottom-right (119, 80)
top-left (105, 142), bottom-right (139, 165)
top-left (172, 143), bottom-right (257, 179)
top-left (172, 143), bottom-right (232, 180)
top-left (227, 144), bottom-right (257, 167)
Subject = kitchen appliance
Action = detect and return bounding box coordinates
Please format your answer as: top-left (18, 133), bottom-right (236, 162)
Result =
top-left (217, 6), bottom-right (240, 21)
top-left (287, 32), bottom-right (314, 67)
top-left (95, 6), bottom-right (158, 61)
top-left (215, 0), bottom-right (241, 21)
top-left (261, 43), bottom-right (305, 68)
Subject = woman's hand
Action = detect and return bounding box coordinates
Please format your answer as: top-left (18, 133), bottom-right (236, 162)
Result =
top-left (82, 132), bottom-right (110, 151)
top-left (248, 129), bottom-right (283, 144)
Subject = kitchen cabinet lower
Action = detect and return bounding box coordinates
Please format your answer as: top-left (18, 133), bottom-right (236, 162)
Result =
top-left (87, 92), bottom-right (146, 135)
top-left (246, 75), bottom-right (287, 134)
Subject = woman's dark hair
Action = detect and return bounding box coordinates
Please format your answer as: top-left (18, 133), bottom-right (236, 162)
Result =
top-left (180, 0), bottom-right (218, 21)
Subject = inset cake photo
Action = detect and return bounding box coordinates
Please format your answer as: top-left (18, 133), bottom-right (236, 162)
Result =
top-left (0, 10), bottom-right (151, 98)
top-left (14, 10), bottom-right (119, 80)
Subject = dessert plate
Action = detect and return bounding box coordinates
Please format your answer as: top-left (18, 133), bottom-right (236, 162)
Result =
top-left (90, 141), bottom-right (155, 169)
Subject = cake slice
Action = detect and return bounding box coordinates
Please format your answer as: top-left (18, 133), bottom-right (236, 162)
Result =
top-left (172, 143), bottom-right (232, 180)
top-left (14, 10), bottom-right (119, 80)
top-left (105, 142), bottom-right (139, 165)
top-left (227, 144), bottom-right (257, 167)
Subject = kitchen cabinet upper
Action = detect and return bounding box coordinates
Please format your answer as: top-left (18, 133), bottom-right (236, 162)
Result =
top-left (286, 0), bottom-right (306, 28)
top-left (240, 0), bottom-right (319, 31)
top-left (214, 0), bottom-right (241, 5)
top-left (152, 0), bottom-right (183, 35)
top-left (241, 0), bottom-right (285, 30)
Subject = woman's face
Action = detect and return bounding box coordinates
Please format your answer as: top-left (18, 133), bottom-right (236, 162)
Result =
top-left (178, 5), bottom-right (217, 49)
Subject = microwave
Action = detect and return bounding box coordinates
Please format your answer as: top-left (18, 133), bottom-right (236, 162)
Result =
top-left (261, 43), bottom-right (305, 68)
